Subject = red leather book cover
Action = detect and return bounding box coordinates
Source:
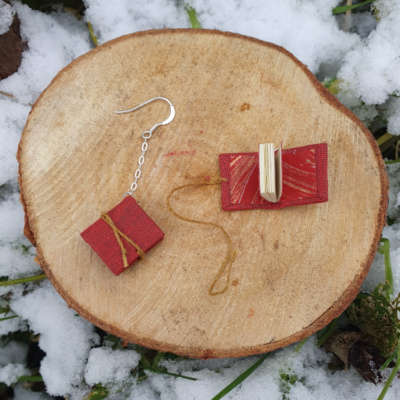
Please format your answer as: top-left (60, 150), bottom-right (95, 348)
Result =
top-left (81, 196), bottom-right (164, 276)
top-left (219, 143), bottom-right (328, 211)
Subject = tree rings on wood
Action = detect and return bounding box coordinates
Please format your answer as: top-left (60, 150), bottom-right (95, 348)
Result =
top-left (18, 29), bottom-right (388, 358)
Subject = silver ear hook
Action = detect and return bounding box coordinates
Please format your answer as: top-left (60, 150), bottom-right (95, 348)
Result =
top-left (114, 97), bottom-right (175, 135)
top-left (114, 97), bottom-right (175, 197)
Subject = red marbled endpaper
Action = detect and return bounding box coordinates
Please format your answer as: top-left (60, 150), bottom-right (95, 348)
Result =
top-left (219, 143), bottom-right (328, 211)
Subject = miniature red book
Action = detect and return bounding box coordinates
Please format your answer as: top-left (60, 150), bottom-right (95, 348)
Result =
top-left (219, 143), bottom-right (328, 211)
top-left (81, 196), bottom-right (164, 276)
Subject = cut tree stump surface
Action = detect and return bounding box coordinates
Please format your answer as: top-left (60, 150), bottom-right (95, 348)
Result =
top-left (18, 29), bottom-right (388, 359)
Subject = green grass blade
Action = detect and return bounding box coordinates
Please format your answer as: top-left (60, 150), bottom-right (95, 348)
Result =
top-left (379, 350), bottom-right (397, 372)
top-left (0, 315), bottom-right (18, 322)
top-left (294, 338), bottom-right (308, 353)
top-left (17, 375), bottom-right (43, 382)
top-left (317, 318), bottom-right (338, 347)
top-left (0, 274), bottom-right (47, 287)
top-left (211, 353), bottom-right (269, 400)
top-left (144, 367), bottom-right (197, 381)
top-left (385, 159), bottom-right (400, 165)
top-left (85, 384), bottom-right (109, 400)
top-left (377, 345), bottom-right (400, 400)
top-left (139, 351), bottom-right (151, 369)
top-left (152, 351), bottom-right (165, 368)
top-left (323, 77), bottom-right (341, 95)
top-left (0, 305), bottom-right (10, 314)
top-left (379, 238), bottom-right (393, 298)
top-left (377, 133), bottom-right (394, 147)
top-left (111, 338), bottom-right (120, 350)
top-left (186, 6), bottom-right (202, 29)
top-left (332, 0), bottom-right (375, 15)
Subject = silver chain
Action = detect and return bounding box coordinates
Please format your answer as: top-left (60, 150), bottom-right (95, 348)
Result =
top-left (114, 97), bottom-right (175, 197)
top-left (127, 129), bottom-right (152, 195)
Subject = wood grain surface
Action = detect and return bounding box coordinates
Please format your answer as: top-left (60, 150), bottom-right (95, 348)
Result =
top-left (18, 29), bottom-right (388, 358)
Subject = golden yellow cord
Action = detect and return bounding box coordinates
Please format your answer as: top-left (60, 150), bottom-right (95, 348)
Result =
top-left (166, 177), bottom-right (237, 296)
top-left (100, 212), bottom-right (145, 268)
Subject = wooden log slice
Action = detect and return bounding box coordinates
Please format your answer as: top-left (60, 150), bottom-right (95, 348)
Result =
top-left (18, 29), bottom-right (388, 358)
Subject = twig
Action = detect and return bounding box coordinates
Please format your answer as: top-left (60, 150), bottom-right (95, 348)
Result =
top-left (332, 0), bottom-right (375, 15)
top-left (87, 22), bottom-right (98, 47)
top-left (343, 0), bottom-right (353, 32)
top-left (0, 90), bottom-right (14, 99)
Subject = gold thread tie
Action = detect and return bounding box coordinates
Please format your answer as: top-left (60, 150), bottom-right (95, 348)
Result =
top-left (100, 212), bottom-right (145, 268)
top-left (166, 176), bottom-right (236, 296)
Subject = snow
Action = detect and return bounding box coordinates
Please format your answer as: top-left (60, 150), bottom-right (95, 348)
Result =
top-left (0, 192), bottom-right (41, 282)
top-left (188, 0), bottom-right (360, 75)
top-left (10, 282), bottom-right (99, 397)
top-left (0, 340), bottom-right (28, 365)
top-left (0, 363), bottom-right (29, 386)
top-left (84, 0), bottom-right (189, 43)
top-left (13, 386), bottom-right (52, 400)
top-left (85, 0), bottom-right (359, 75)
top-left (152, 356), bottom-right (282, 400)
top-left (0, 0), bottom-right (400, 399)
top-left (0, 100), bottom-right (29, 185)
top-left (337, 0), bottom-right (400, 131)
top-left (386, 97), bottom-right (400, 136)
top-left (336, 11), bottom-right (377, 38)
top-left (0, 0), bottom-right (14, 35)
top-left (84, 347), bottom-right (140, 385)
top-left (363, 163), bottom-right (400, 296)
top-left (0, 2), bottom-right (91, 105)
top-left (0, 313), bottom-right (27, 336)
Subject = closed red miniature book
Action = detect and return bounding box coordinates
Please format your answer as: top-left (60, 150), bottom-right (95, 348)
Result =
top-left (219, 143), bottom-right (328, 211)
top-left (81, 196), bottom-right (164, 276)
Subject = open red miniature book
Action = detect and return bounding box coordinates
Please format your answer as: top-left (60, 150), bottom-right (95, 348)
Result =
top-left (219, 143), bottom-right (328, 211)
top-left (81, 196), bottom-right (164, 276)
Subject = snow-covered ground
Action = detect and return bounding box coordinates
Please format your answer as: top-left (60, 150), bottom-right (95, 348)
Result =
top-left (1, 0), bottom-right (400, 399)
